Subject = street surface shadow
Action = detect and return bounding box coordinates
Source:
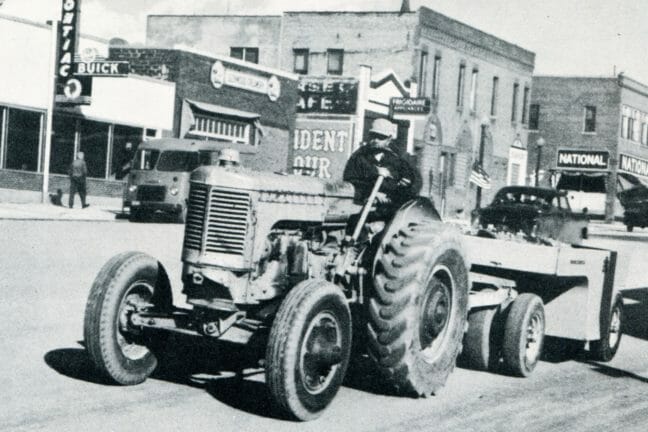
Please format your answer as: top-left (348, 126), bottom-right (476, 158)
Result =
top-left (621, 288), bottom-right (648, 341)
top-left (342, 353), bottom-right (401, 396)
top-left (541, 337), bottom-right (588, 364)
top-left (580, 360), bottom-right (648, 384)
top-left (44, 346), bottom-right (117, 386)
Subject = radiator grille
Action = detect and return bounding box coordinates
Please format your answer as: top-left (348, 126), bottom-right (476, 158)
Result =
top-left (183, 183), bottom-right (250, 256)
top-left (204, 188), bottom-right (250, 255)
top-left (136, 185), bottom-right (166, 202)
top-left (183, 183), bottom-right (209, 251)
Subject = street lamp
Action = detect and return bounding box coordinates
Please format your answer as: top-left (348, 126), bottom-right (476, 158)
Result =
top-left (475, 115), bottom-right (490, 209)
top-left (535, 137), bottom-right (545, 186)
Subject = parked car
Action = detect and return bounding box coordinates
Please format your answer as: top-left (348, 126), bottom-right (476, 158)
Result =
top-left (476, 186), bottom-right (589, 244)
top-left (617, 186), bottom-right (648, 232)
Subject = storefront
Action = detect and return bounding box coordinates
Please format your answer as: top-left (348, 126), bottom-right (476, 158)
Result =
top-left (0, 14), bottom-right (175, 196)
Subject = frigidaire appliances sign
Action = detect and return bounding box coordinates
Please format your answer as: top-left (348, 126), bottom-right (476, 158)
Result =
top-left (557, 149), bottom-right (609, 170)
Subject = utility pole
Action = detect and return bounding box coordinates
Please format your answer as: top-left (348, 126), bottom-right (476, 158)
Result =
top-left (42, 20), bottom-right (59, 203)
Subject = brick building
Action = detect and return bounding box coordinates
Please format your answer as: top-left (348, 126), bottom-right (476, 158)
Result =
top-left (528, 74), bottom-right (648, 221)
top-left (147, 6), bottom-right (535, 217)
top-left (109, 47), bottom-right (299, 173)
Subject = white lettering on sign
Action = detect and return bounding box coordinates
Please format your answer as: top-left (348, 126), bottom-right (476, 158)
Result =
top-left (558, 152), bottom-right (607, 167)
top-left (293, 156), bottom-right (333, 179)
top-left (210, 61), bottom-right (281, 101)
top-left (293, 129), bottom-right (348, 152)
top-left (620, 154), bottom-right (648, 177)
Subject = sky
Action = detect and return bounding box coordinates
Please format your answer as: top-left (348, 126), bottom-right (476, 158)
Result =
top-left (2, 0), bottom-right (648, 79)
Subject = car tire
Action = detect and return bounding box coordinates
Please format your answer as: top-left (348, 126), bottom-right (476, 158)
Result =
top-left (502, 294), bottom-right (545, 377)
top-left (626, 225), bottom-right (634, 232)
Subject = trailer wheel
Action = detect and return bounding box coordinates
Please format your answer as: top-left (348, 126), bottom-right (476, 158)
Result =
top-left (83, 251), bottom-right (173, 385)
top-left (368, 221), bottom-right (469, 395)
top-left (590, 294), bottom-right (623, 362)
top-left (460, 307), bottom-right (501, 371)
top-left (266, 279), bottom-right (351, 421)
top-left (502, 294), bottom-right (545, 377)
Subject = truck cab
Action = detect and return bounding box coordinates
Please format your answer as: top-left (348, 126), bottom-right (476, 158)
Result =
top-left (123, 138), bottom-right (234, 222)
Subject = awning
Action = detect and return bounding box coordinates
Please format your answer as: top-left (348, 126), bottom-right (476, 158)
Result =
top-left (185, 99), bottom-right (260, 119)
top-left (180, 99), bottom-right (261, 138)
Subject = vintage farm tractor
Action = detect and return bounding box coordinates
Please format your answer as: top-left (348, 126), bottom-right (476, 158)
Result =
top-left (83, 164), bottom-right (624, 421)
top-left (83, 167), bottom-right (470, 420)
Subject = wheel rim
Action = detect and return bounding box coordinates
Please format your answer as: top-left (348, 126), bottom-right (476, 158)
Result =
top-left (608, 306), bottom-right (621, 348)
top-left (524, 311), bottom-right (544, 365)
top-left (419, 269), bottom-right (453, 363)
top-left (116, 281), bottom-right (154, 361)
top-left (299, 310), bottom-right (342, 395)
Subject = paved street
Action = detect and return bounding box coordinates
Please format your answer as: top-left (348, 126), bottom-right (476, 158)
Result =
top-left (1, 219), bottom-right (647, 432)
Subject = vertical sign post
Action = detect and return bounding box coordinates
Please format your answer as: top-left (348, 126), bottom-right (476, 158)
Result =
top-left (42, 20), bottom-right (60, 203)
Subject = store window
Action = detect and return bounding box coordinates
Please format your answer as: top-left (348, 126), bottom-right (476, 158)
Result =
top-left (641, 119), bottom-right (648, 146)
top-left (418, 50), bottom-right (428, 97)
top-left (511, 83), bottom-right (519, 122)
top-left (621, 106), bottom-right (631, 139)
top-left (490, 76), bottom-right (499, 116)
top-left (521, 86), bottom-right (530, 124)
top-left (50, 114), bottom-right (76, 175)
top-left (327, 49), bottom-right (344, 75)
top-left (633, 110), bottom-right (641, 142)
top-left (469, 68), bottom-right (478, 112)
top-left (293, 49), bottom-right (309, 74)
top-left (584, 106), bottom-right (597, 133)
top-left (456, 63), bottom-right (466, 108)
top-left (188, 114), bottom-right (254, 145)
top-left (79, 119), bottom-right (109, 179)
top-left (4, 108), bottom-right (41, 172)
top-left (230, 47), bottom-right (259, 64)
top-left (529, 104), bottom-right (540, 130)
top-left (431, 55), bottom-right (441, 100)
top-left (112, 125), bottom-right (143, 180)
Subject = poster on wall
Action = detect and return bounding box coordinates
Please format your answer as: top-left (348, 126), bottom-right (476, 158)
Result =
top-left (292, 119), bottom-right (355, 180)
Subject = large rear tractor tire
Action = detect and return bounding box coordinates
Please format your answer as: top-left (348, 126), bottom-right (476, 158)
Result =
top-left (266, 279), bottom-right (352, 421)
top-left (83, 251), bottom-right (173, 385)
top-left (502, 294), bottom-right (545, 377)
top-left (368, 221), bottom-right (469, 396)
top-left (590, 294), bottom-right (623, 362)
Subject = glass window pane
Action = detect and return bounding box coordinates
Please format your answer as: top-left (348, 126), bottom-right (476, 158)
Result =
top-left (245, 48), bottom-right (258, 64)
top-left (230, 47), bottom-right (243, 59)
top-left (79, 119), bottom-right (109, 179)
top-left (112, 125), bottom-right (142, 180)
top-left (50, 114), bottom-right (76, 175)
top-left (6, 108), bottom-right (41, 171)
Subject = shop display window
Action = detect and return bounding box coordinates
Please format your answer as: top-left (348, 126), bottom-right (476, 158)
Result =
top-left (5, 108), bottom-right (42, 172)
top-left (50, 114), bottom-right (76, 175)
top-left (79, 119), bottom-right (109, 179)
top-left (112, 125), bottom-right (143, 180)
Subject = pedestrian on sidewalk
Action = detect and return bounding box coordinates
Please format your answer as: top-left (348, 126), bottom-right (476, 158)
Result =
top-left (68, 151), bottom-right (89, 209)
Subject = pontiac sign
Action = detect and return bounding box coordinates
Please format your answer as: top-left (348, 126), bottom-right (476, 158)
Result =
top-left (557, 149), bottom-right (609, 170)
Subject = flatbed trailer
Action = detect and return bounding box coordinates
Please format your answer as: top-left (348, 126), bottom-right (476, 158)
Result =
top-left (460, 235), bottom-right (623, 376)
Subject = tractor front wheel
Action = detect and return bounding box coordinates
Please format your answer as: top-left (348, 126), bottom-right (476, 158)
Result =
top-left (266, 279), bottom-right (352, 421)
top-left (83, 251), bottom-right (173, 385)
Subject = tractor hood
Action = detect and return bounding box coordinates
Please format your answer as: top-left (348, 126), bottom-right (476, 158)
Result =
top-left (191, 166), bottom-right (355, 198)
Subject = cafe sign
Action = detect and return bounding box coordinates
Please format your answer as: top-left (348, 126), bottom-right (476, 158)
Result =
top-left (557, 149), bottom-right (609, 170)
top-left (297, 77), bottom-right (358, 114)
top-left (210, 61), bottom-right (280, 101)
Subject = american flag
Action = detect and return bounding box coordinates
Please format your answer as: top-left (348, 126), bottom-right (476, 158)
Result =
top-left (470, 162), bottom-right (491, 189)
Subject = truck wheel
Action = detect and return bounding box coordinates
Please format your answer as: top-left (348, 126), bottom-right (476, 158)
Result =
top-left (460, 307), bottom-right (501, 371)
top-left (266, 279), bottom-right (351, 421)
top-left (590, 294), bottom-right (623, 362)
top-left (368, 221), bottom-right (469, 396)
top-left (83, 251), bottom-right (173, 385)
top-left (129, 208), bottom-right (146, 223)
top-left (502, 294), bottom-right (545, 377)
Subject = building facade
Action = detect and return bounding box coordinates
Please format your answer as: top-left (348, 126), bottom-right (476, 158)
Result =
top-left (528, 75), bottom-right (648, 221)
top-left (0, 14), bottom-right (175, 197)
top-left (147, 7), bottom-right (536, 217)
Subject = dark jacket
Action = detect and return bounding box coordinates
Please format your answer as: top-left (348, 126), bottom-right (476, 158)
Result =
top-left (69, 159), bottom-right (88, 179)
top-left (343, 142), bottom-right (421, 205)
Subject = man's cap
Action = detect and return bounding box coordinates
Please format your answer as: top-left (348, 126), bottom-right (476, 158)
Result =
top-left (219, 148), bottom-right (241, 164)
top-left (369, 118), bottom-right (397, 138)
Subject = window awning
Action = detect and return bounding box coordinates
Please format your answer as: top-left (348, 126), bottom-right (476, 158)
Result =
top-left (180, 99), bottom-right (262, 139)
top-left (185, 99), bottom-right (259, 119)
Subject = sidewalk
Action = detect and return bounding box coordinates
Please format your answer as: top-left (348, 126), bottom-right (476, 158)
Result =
top-left (0, 188), bottom-right (123, 221)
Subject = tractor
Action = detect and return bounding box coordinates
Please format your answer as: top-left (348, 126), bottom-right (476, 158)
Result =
top-left (83, 165), bottom-right (470, 420)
